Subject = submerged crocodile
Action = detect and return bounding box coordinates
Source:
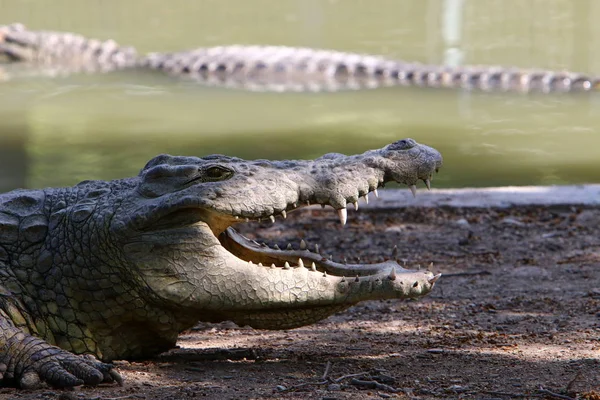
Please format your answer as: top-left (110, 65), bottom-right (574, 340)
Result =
top-left (0, 138), bottom-right (442, 389)
top-left (1, 23), bottom-right (599, 93)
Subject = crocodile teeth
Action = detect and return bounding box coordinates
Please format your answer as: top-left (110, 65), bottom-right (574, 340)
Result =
top-left (286, 243), bottom-right (293, 250)
top-left (274, 244), bottom-right (280, 250)
top-left (314, 244), bottom-right (320, 253)
top-left (311, 262), bottom-right (317, 271)
top-left (269, 215), bottom-right (276, 223)
top-left (270, 263), bottom-right (277, 269)
top-left (323, 271), bottom-right (327, 277)
top-left (283, 262), bottom-right (291, 270)
top-left (428, 273), bottom-right (442, 284)
top-left (363, 194), bottom-right (369, 204)
top-left (338, 208), bottom-right (347, 226)
top-left (258, 263), bottom-right (263, 267)
top-left (298, 258), bottom-right (304, 268)
top-left (424, 179), bottom-right (431, 190)
top-left (387, 267), bottom-right (397, 281)
top-left (391, 245), bottom-right (398, 259)
top-left (300, 239), bottom-right (307, 250)
top-left (352, 201), bottom-right (358, 210)
top-left (409, 185), bottom-right (417, 197)
top-left (281, 210), bottom-right (287, 219)
top-left (373, 189), bottom-right (379, 198)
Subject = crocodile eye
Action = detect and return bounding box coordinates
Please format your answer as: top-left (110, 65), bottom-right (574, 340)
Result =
top-left (204, 165), bottom-right (234, 182)
top-left (389, 139), bottom-right (416, 151)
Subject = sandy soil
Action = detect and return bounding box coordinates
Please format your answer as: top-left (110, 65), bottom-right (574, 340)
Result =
top-left (3, 202), bottom-right (600, 400)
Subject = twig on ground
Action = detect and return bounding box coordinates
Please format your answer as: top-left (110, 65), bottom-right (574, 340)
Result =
top-left (538, 387), bottom-right (576, 400)
top-left (566, 372), bottom-right (583, 394)
top-left (279, 380), bottom-right (329, 392)
top-left (442, 271), bottom-right (492, 277)
top-left (483, 391), bottom-right (540, 398)
top-left (349, 378), bottom-right (398, 393)
top-left (321, 361), bottom-right (332, 380)
top-left (332, 371), bottom-right (370, 383)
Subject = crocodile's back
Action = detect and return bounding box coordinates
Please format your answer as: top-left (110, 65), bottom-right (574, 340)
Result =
top-left (141, 45), bottom-right (600, 93)
top-left (141, 45), bottom-right (403, 92)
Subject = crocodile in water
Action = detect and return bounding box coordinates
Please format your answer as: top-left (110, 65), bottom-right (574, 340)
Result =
top-left (1, 23), bottom-right (599, 92)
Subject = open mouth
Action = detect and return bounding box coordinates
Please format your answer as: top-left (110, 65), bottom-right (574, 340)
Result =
top-left (216, 181), bottom-right (441, 286)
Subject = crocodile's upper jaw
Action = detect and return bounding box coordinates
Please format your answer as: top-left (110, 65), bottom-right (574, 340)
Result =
top-left (115, 139), bottom-right (442, 329)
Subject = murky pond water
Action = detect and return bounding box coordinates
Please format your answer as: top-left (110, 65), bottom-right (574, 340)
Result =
top-left (0, 0), bottom-right (599, 191)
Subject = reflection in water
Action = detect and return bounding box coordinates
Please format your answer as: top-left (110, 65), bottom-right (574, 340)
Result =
top-left (0, 0), bottom-right (599, 191)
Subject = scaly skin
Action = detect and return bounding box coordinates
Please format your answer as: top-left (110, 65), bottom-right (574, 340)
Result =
top-left (0, 138), bottom-right (442, 389)
top-left (2, 23), bottom-right (599, 92)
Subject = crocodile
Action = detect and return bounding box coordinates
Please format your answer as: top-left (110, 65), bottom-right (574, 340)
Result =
top-left (0, 138), bottom-right (442, 389)
top-left (1, 22), bottom-right (599, 93)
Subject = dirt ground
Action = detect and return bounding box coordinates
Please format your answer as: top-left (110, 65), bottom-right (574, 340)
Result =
top-left (3, 202), bottom-right (600, 400)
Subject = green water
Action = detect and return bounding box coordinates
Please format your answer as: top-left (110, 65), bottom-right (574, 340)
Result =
top-left (0, 0), bottom-right (599, 191)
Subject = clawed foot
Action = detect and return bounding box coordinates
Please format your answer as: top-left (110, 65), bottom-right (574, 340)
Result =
top-left (1, 348), bottom-right (123, 389)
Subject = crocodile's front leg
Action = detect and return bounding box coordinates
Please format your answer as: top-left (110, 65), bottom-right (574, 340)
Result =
top-left (0, 316), bottom-right (122, 389)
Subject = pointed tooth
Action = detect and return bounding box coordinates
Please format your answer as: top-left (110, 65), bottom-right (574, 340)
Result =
top-left (298, 258), bottom-right (304, 269)
top-left (270, 263), bottom-right (277, 269)
top-left (293, 202), bottom-right (297, 207)
top-left (428, 273), bottom-right (442, 284)
top-left (355, 275), bottom-right (360, 282)
top-left (314, 244), bottom-right (320, 253)
top-left (281, 210), bottom-right (287, 219)
top-left (269, 215), bottom-right (276, 223)
top-left (388, 267), bottom-right (397, 281)
top-left (286, 243), bottom-right (293, 250)
top-left (258, 263), bottom-right (263, 267)
top-left (337, 208), bottom-right (347, 226)
top-left (260, 242), bottom-right (268, 247)
top-left (234, 215), bottom-right (239, 219)
top-left (343, 257), bottom-right (347, 264)
top-left (428, 262), bottom-right (434, 269)
top-left (409, 185), bottom-right (417, 198)
top-left (300, 239), bottom-right (307, 250)
top-left (425, 179), bottom-right (431, 190)
top-left (373, 189), bottom-right (379, 198)
top-left (274, 244), bottom-right (281, 250)
top-left (391, 245), bottom-right (398, 259)
top-left (311, 262), bottom-right (317, 272)
top-left (322, 271), bottom-right (327, 277)
top-left (248, 261), bottom-right (254, 266)
top-left (329, 255), bottom-right (333, 261)
top-left (363, 194), bottom-right (369, 204)
top-left (352, 201), bottom-right (358, 210)
top-left (283, 262), bottom-right (291, 270)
